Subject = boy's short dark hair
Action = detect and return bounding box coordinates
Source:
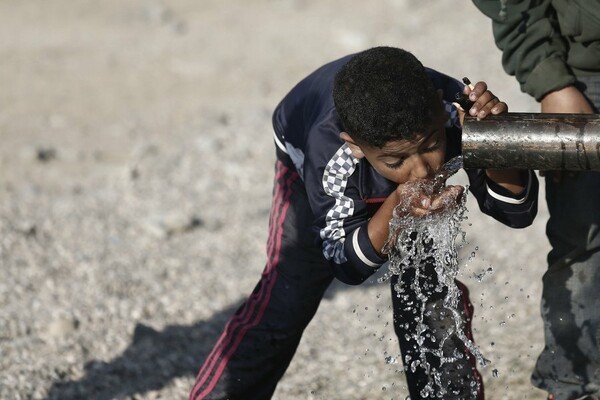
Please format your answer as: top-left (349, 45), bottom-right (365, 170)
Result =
top-left (333, 46), bottom-right (440, 148)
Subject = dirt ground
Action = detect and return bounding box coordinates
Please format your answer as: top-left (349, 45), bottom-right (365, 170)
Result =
top-left (0, 1), bottom-right (553, 399)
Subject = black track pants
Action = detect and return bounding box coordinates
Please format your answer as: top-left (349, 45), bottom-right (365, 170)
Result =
top-left (189, 157), bottom-right (482, 400)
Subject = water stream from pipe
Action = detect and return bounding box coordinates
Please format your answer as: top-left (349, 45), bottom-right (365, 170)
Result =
top-left (381, 156), bottom-right (488, 398)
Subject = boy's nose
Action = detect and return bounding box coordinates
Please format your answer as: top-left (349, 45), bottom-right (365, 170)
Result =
top-left (410, 156), bottom-right (433, 180)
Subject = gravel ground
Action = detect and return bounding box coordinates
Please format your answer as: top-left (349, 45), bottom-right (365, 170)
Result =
top-left (0, 1), bottom-right (552, 399)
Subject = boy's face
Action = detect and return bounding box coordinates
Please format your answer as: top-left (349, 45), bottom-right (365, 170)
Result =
top-left (341, 108), bottom-right (448, 185)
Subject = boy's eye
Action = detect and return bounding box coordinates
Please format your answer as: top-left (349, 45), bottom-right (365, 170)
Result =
top-left (385, 159), bottom-right (405, 169)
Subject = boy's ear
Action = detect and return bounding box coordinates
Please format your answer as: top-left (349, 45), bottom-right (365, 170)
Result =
top-left (340, 132), bottom-right (365, 159)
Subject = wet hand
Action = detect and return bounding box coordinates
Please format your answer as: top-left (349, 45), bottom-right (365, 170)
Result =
top-left (429, 185), bottom-right (464, 212)
top-left (395, 181), bottom-right (464, 218)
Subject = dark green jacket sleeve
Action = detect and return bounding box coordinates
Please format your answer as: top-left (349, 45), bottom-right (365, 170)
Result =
top-left (472, 0), bottom-right (576, 101)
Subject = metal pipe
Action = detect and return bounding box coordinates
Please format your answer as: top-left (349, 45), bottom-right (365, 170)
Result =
top-left (461, 113), bottom-right (600, 170)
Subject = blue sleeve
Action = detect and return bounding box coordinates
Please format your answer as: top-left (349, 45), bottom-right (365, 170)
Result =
top-left (302, 124), bottom-right (387, 285)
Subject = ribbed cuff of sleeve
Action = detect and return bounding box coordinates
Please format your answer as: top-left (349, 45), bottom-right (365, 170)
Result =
top-left (485, 170), bottom-right (533, 205)
top-left (524, 55), bottom-right (577, 101)
top-left (333, 224), bottom-right (387, 285)
top-left (348, 225), bottom-right (387, 268)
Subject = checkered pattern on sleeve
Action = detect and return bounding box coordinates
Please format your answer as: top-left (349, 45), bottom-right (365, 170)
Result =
top-left (445, 101), bottom-right (461, 128)
top-left (320, 144), bottom-right (359, 264)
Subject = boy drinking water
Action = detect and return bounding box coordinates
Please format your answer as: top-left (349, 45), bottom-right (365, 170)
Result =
top-left (190, 46), bottom-right (538, 400)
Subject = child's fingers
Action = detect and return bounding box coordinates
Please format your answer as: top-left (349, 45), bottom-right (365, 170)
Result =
top-left (395, 185), bottom-right (429, 216)
top-left (430, 185), bottom-right (464, 210)
top-left (473, 94), bottom-right (501, 118)
top-left (463, 81), bottom-right (496, 118)
top-left (491, 101), bottom-right (508, 114)
top-left (407, 192), bottom-right (434, 217)
top-left (469, 88), bottom-right (500, 118)
top-left (397, 181), bottom-right (463, 217)
top-left (411, 208), bottom-right (429, 217)
top-left (469, 88), bottom-right (494, 114)
top-left (401, 202), bottom-right (429, 218)
top-left (467, 81), bottom-right (488, 101)
top-left (474, 94), bottom-right (508, 118)
top-left (410, 194), bottom-right (431, 216)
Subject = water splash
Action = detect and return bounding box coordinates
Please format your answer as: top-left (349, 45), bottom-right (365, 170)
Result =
top-left (432, 155), bottom-right (464, 192)
top-left (382, 156), bottom-right (488, 398)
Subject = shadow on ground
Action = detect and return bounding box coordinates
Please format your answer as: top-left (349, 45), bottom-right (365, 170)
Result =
top-left (44, 272), bottom-right (388, 400)
top-left (46, 301), bottom-right (240, 400)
